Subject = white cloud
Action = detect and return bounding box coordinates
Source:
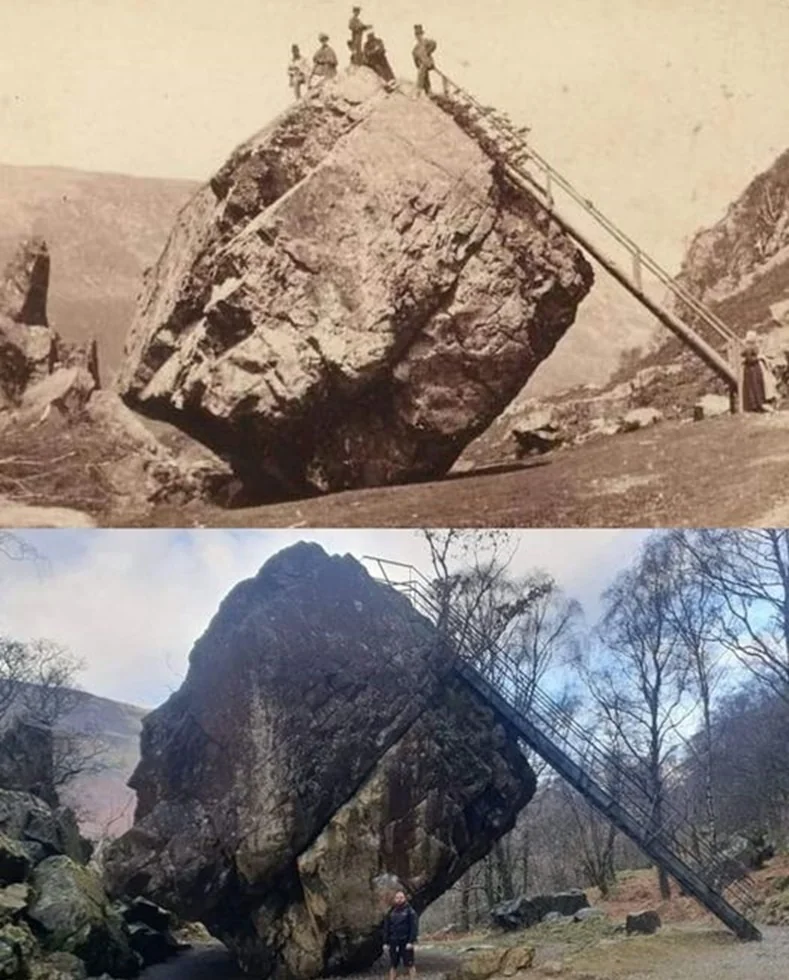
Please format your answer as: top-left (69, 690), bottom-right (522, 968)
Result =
top-left (0, 529), bottom-right (649, 708)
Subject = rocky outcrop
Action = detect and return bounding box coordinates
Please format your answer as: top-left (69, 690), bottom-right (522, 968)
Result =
top-left (0, 240), bottom-right (98, 414)
top-left (0, 789), bottom-right (180, 979)
top-left (0, 723), bottom-right (57, 809)
top-left (0, 238), bottom-right (49, 328)
top-left (117, 70), bottom-right (592, 499)
top-left (104, 543), bottom-right (536, 979)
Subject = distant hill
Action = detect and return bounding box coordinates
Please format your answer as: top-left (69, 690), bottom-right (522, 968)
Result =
top-left (55, 689), bottom-right (147, 840)
top-left (0, 163), bottom-right (196, 380)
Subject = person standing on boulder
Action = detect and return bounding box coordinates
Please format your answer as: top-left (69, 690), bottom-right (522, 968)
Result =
top-left (363, 29), bottom-right (396, 87)
top-left (383, 890), bottom-right (418, 980)
top-left (348, 6), bottom-right (369, 65)
top-left (412, 24), bottom-right (437, 96)
top-left (311, 33), bottom-right (339, 85)
top-left (288, 44), bottom-right (309, 99)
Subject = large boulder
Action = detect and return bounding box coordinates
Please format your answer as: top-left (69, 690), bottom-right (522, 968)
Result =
top-left (117, 70), bottom-right (593, 499)
top-left (26, 857), bottom-right (138, 978)
top-left (104, 543), bottom-right (536, 979)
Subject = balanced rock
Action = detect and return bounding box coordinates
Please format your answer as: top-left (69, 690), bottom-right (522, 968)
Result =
top-left (117, 70), bottom-right (593, 499)
top-left (105, 543), bottom-right (536, 979)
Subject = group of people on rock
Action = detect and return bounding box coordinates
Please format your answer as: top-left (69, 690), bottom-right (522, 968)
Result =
top-left (287, 8), bottom-right (437, 99)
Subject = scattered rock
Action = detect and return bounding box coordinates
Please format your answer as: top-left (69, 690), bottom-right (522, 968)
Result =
top-left (0, 885), bottom-right (29, 926)
top-left (104, 543), bottom-right (536, 979)
top-left (537, 961), bottom-right (567, 977)
top-left (450, 945), bottom-right (535, 980)
top-left (0, 499), bottom-right (96, 530)
top-left (18, 367), bottom-right (96, 424)
top-left (86, 391), bottom-right (235, 506)
top-left (119, 898), bottom-right (172, 934)
top-left (0, 792), bottom-right (85, 867)
top-left (0, 722), bottom-right (58, 808)
top-left (126, 923), bottom-right (180, 967)
top-left (625, 909), bottom-right (661, 935)
top-left (0, 837), bottom-right (31, 888)
top-left (0, 922), bottom-right (38, 979)
top-left (618, 407), bottom-right (663, 433)
top-left (512, 407), bottom-right (564, 456)
top-left (541, 912), bottom-right (564, 924)
top-left (492, 890), bottom-right (589, 931)
top-left (573, 907), bottom-right (606, 922)
top-left (27, 856), bottom-right (139, 978)
top-left (117, 71), bottom-right (592, 499)
top-left (29, 952), bottom-right (87, 980)
top-left (693, 393), bottom-right (731, 421)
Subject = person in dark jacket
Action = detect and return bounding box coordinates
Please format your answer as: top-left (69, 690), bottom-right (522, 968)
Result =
top-left (363, 29), bottom-right (396, 85)
top-left (383, 890), bottom-right (418, 980)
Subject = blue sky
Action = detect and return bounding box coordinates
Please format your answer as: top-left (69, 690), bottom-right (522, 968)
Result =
top-left (0, 528), bottom-right (651, 707)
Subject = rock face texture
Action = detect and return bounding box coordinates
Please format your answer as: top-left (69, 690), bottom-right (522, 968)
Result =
top-left (0, 239), bottom-right (99, 414)
top-left (117, 70), bottom-right (593, 497)
top-left (104, 543), bottom-right (536, 979)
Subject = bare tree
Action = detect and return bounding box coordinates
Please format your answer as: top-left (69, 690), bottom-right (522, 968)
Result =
top-left (421, 529), bottom-right (585, 911)
top-left (0, 635), bottom-right (106, 794)
top-left (585, 535), bottom-right (693, 900)
top-left (673, 529), bottom-right (789, 701)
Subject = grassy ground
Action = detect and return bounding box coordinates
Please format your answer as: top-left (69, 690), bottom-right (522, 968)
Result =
top-left (147, 411), bottom-right (789, 529)
top-left (5, 408), bottom-right (789, 528)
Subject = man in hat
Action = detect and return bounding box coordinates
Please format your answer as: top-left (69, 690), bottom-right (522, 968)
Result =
top-left (312, 33), bottom-right (338, 84)
top-left (287, 43), bottom-right (309, 99)
top-left (348, 6), bottom-right (370, 65)
top-left (363, 28), bottom-right (396, 85)
top-left (412, 24), bottom-right (437, 96)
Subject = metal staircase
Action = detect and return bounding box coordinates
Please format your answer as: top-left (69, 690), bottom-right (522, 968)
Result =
top-left (428, 71), bottom-right (744, 411)
top-left (364, 556), bottom-right (762, 941)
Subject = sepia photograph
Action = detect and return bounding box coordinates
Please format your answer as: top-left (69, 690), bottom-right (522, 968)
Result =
top-left (1, 526), bottom-right (788, 978)
top-left (2, 1), bottom-right (789, 528)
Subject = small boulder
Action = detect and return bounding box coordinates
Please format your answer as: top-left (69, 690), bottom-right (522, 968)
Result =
top-left (0, 885), bottom-right (29, 926)
top-left (126, 923), bottom-right (180, 967)
top-left (0, 837), bottom-right (30, 887)
top-left (693, 393), bottom-right (730, 422)
top-left (541, 912), bottom-right (563, 924)
top-left (26, 856), bottom-right (139, 978)
top-left (618, 407), bottom-right (663, 433)
top-left (625, 910), bottom-right (661, 935)
top-left (573, 908), bottom-right (606, 923)
top-left (29, 952), bottom-right (87, 980)
top-left (499, 946), bottom-right (535, 975)
top-left (119, 898), bottom-right (172, 933)
top-left (0, 922), bottom-right (38, 980)
top-left (450, 946), bottom-right (535, 980)
top-left (18, 367), bottom-right (96, 424)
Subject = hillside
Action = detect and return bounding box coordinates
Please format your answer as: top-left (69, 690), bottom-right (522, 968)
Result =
top-left (56, 688), bottom-right (147, 839)
top-left (0, 163), bottom-right (195, 378)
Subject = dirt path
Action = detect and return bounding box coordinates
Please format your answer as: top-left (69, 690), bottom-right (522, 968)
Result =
top-left (139, 927), bottom-right (789, 980)
top-left (554, 924), bottom-right (789, 980)
top-left (139, 412), bottom-right (789, 529)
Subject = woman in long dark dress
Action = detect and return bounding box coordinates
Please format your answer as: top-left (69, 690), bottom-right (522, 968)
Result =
top-left (363, 29), bottom-right (396, 84)
top-left (742, 331), bottom-right (778, 412)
